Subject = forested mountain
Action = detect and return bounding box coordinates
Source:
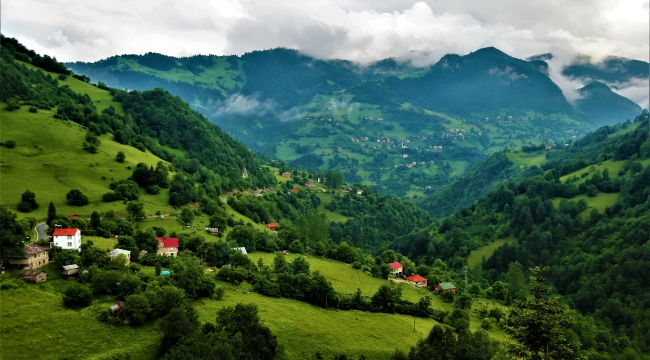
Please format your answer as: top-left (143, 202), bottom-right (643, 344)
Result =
top-left (562, 55), bottom-right (650, 84)
top-left (394, 111), bottom-right (650, 355)
top-left (65, 46), bottom-right (646, 201)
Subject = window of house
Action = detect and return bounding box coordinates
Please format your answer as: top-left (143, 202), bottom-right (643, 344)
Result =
top-left (67, 235), bottom-right (72, 239)
top-left (68, 242), bottom-right (72, 247)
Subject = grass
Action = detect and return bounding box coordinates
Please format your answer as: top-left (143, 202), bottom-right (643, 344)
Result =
top-left (467, 235), bottom-right (518, 269)
top-left (0, 272), bottom-right (159, 360)
top-left (506, 152), bottom-right (547, 167)
top-left (551, 192), bottom-right (622, 218)
top-left (0, 106), bottom-right (176, 220)
top-left (559, 158), bottom-right (650, 186)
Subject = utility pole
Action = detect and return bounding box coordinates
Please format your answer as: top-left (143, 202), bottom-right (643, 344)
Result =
top-left (464, 265), bottom-right (469, 292)
top-left (413, 316), bottom-right (416, 332)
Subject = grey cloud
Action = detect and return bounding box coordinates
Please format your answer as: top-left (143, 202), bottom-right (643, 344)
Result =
top-left (214, 93), bottom-right (277, 117)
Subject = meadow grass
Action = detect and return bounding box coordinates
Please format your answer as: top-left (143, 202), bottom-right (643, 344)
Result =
top-left (467, 235), bottom-right (518, 269)
top-left (0, 107), bottom-right (176, 220)
top-left (506, 152), bottom-right (547, 167)
top-left (551, 192), bottom-right (622, 219)
top-left (558, 158), bottom-right (650, 185)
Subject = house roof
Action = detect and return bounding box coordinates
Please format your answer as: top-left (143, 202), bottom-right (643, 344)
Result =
top-left (232, 247), bottom-right (248, 255)
top-left (407, 275), bottom-right (427, 282)
top-left (388, 262), bottom-right (402, 269)
top-left (290, 189), bottom-right (299, 193)
top-left (53, 228), bottom-right (79, 236)
top-left (158, 237), bottom-right (179, 248)
top-left (305, 181), bottom-right (314, 185)
top-left (265, 222), bottom-right (277, 228)
top-left (109, 249), bottom-right (131, 257)
top-left (62, 264), bottom-right (79, 270)
top-left (66, 215), bottom-right (79, 219)
top-left (20, 269), bottom-right (45, 277)
top-left (24, 244), bottom-right (48, 255)
top-left (438, 282), bottom-right (456, 290)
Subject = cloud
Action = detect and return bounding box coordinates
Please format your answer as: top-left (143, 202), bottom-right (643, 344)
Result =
top-left (213, 93), bottom-right (277, 117)
top-left (1, 0), bottom-right (647, 65)
top-left (611, 78), bottom-right (650, 109)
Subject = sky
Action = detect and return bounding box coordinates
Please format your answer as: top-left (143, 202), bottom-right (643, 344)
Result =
top-left (2, 0), bottom-right (648, 106)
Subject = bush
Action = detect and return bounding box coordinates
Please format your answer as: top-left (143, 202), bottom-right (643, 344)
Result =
top-left (5, 98), bottom-right (20, 111)
top-left (28, 106), bottom-right (37, 113)
top-left (116, 151), bottom-right (126, 163)
top-left (480, 319), bottom-right (492, 330)
top-left (67, 189), bottom-right (90, 206)
top-left (63, 284), bottom-right (93, 309)
top-left (4, 140), bottom-right (16, 148)
top-left (17, 190), bottom-right (38, 212)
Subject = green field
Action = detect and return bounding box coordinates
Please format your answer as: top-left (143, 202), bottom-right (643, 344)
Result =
top-left (467, 235), bottom-right (518, 269)
top-left (559, 158), bottom-right (650, 185)
top-left (551, 192), bottom-right (622, 218)
top-left (0, 106), bottom-right (175, 220)
top-left (506, 151), bottom-right (547, 167)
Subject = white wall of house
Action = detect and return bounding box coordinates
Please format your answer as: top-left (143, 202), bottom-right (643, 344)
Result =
top-left (53, 230), bottom-right (81, 250)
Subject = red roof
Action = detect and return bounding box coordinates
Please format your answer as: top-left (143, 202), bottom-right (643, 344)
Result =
top-left (53, 228), bottom-right (79, 236)
top-left (66, 215), bottom-right (79, 219)
top-left (265, 222), bottom-right (277, 229)
top-left (158, 238), bottom-right (179, 248)
top-left (407, 275), bottom-right (427, 282)
top-left (388, 262), bottom-right (402, 269)
top-left (290, 189), bottom-right (299, 193)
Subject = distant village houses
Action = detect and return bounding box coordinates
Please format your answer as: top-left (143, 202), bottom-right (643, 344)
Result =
top-left (282, 172), bottom-right (291, 178)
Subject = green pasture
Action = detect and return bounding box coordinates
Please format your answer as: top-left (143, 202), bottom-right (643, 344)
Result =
top-left (551, 192), bottom-right (621, 218)
top-left (467, 235), bottom-right (518, 269)
top-left (506, 151), bottom-right (547, 167)
top-left (559, 159), bottom-right (650, 185)
top-left (0, 107), bottom-right (175, 220)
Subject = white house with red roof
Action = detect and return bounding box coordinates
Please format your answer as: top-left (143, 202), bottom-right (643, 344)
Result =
top-left (157, 238), bottom-right (179, 257)
top-left (388, 261), bottom-right (403, 276)
top-left (52, 228), bottom-right (81, 250)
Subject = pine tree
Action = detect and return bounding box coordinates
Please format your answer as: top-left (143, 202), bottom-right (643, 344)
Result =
top-left (47, 201), bottom-right (57, 224)
top-left (505, 266), bottom-right (583, 359)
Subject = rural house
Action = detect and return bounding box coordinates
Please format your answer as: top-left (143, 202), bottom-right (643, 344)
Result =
top-left (265, 222), bottom-right (277, 230)
top-left (305, 181), bottom-right (314, 188)
top-left (52, 228), bottom-right (81, 250)
top-left (62, 264), bottom-right (79, 276)
top-left (406, 275), bottom-right (428, 287)
top-left (20, 269), bottom-right (47, 283)
top-left (388, 262), bottom-right (403, 276)
top-left (157, 238), bottom-right (179, 257)
top-left (282, 172), bottom-right (291, 178)
top-left (6, 244), bottom-right (49, 269)
top-left (108, 249), bottom-right (131, 264)
top-left (434, 282), bottom-right (456, 293)
top-left (232, 247), bottom-right (248, 255)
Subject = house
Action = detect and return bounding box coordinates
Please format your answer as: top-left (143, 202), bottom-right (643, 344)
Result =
top-left (110, 301), bottom-right (125, 318)
top-left (406, 275), bottom-right (428, 287)
top-left (66, 215), bottom-right (79, 219)
top-left (108, 249), bottom-right (131, 264)
top-left (388, 262), bottom-right (403, 276)
top-left (62, 264), bottom-right (79, 276)
top-left (434, 282), bottom-right (457, 293)
top-left (52, 228), bottom-right (81, 250)
top-left (356, 190), bottom-right (363, 195)
top-left (6, 244), bottom-right (49, 269)
top-left (337, 147), bottom-right (343, 152)
top-left (305, 181), bottom-right (315, 188)
top-left (205, 227), bottom-right (219, 235)
top-left (20, 269), bottom-right (47, 283)
top-left (282, 172), bottom-right (291, 178)
top-left (265, 222), bottom-right (277, 229)
top-left (157, 238), bottom-right (179, 257)
top-left (290, 189), bottom-right (299, 193)
top-left (232, 247), bottom-right (247, 255)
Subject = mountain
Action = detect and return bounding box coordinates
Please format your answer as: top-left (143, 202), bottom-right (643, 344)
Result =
top-left (562, 55), bottom-right (650, 84)
top-left (65, 47), bottom-right (642, 201)
top-left (576, 81), bottom-right (642, 126)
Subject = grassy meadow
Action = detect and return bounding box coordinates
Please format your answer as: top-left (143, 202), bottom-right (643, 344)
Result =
top-left (467, 235), bottom-right (518, 269)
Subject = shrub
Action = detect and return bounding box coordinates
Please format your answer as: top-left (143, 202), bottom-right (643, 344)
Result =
top-left (66, 189), bottom-right (90, 206)
top-left (5, 98), bottom-right (20, 111)
top-left (4, 140), bottom-right (16, 148)
top-left (17, 190), bottom-right (38, 212)
top-left (28, 106), bottom-right (37, 113)
top-left (63, 284), bottom-right (93, 309)
top-left (480, 319), bottom-right (492, 330)
top-left (116, 151), bottom-right (126, 163)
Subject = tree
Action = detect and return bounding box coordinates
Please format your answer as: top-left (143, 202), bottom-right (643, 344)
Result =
top-left (215, 303), bottom-right (282, 360)
top-left (445, 309), bottom-right (470, 331)
top-left (47, 201), bottom-right (57, 224)
top-left (506, 266), bottom-right (579, 359)
top-left (457, 293), bottom-right (472, 310)
top-left (124, 293), bottom-right (152, 326)
top-left (52, 249), bottom-right (81, 267)
top-left (0, 206), bottom-right (26, 268)
top-left (90, 211), bottom-right (101, 229)
top-left (507, 261), bottom-right (528, 300)
top-left (17, 190), bottom-right (38, 212)
top-left (80, 240), bottom-right (110, 267)
top-left (178, 207), bottom-right (194, 227)
top-left (63, 284), bottom-right (93, 309)
top-left (116, 151), bottom-right (126, 163)
top-left (66, 189), bottom-right (89, 206)
top-left (127, 202), bottom-right (145, 221)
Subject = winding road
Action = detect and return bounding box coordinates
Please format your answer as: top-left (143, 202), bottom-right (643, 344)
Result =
top-left (36, 223), bottom-right (48, 241)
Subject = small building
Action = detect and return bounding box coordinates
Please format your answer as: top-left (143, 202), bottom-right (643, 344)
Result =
top-left (66, 215), bottom-right (79, 219)
top-left (62, 264), bottom-right (79, 276)
top-left (282, 172), bottom-right (291, 178)
top-left (6, 244), bottom-right (49, 269)
top-left (290, 189), bottom-right (299, 193)
top-left (265, 222), bottom-right (277, 230)
top-left (406, 275), bottom-right (428, 287)
top-left (20, 269), bottom-right (47, 283)
top-left (232, 247), bottom-right (248, 256)
top-left (388, 262), bottom-right (403, 276)
top-left (110, 301), bottom-right (125, 318)
top-left (205, 227), bottom-right (219, 235)
top-left (305, 181), bottom-right (315, 188)
top-left (52, 228), bottom-right (81, 251)
top-left (108, 249), bottom-right (131, 264)
top-left (337, 147), bottom-right (343, 152)
top-left (434, 282), bottom-right (457, 294)
top-left (356, 190), bottom-right (363, 195)
top-left (157, 238), bottom-right (179, 257)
